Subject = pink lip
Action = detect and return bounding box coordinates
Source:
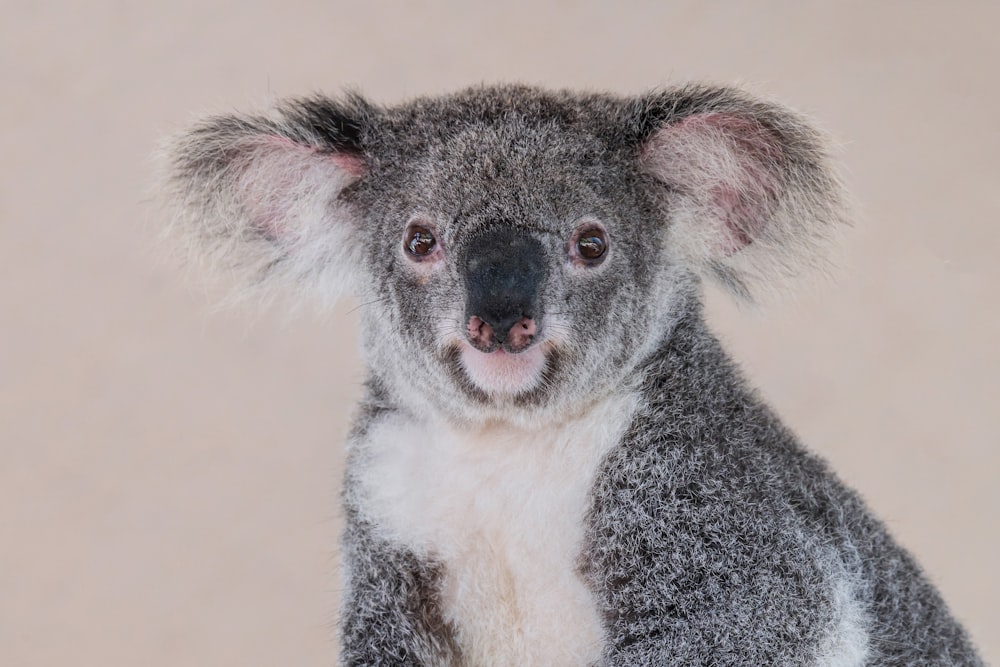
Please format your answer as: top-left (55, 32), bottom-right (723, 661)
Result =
top-left (459, 342), bottom-right (547, 395)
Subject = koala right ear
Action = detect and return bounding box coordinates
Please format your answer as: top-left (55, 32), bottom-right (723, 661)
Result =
top-left (158, 95), bottom-right (375, 303)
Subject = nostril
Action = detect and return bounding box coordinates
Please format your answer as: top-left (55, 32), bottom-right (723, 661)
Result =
top-left (506, 316), bottom-right (537, 351)
top-left (467, 314), bottom-right (539, 351)
top-left (467, 315), bottom-right (495, 349)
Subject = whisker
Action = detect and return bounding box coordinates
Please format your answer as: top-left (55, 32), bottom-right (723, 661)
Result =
top-left (347, 296), bottom-right (392, 314)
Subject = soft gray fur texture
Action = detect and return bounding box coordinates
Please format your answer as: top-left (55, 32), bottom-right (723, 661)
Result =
top-left (161, 84), bottom-right (984, 665)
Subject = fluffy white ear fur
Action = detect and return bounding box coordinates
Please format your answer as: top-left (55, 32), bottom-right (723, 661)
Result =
top-left (159, 111), bottom-right (366, 305)
top-left (640, 89), bottom-right (850, 300)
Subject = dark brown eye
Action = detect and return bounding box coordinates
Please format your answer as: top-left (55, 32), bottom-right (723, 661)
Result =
top-left (576, 229), bottom-right (607, 261)
top-left (404, 225), bottom-right (437, 257)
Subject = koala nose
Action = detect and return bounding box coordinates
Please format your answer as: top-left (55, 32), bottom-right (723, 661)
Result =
top-left (464, 227), bottom-right (546, 352)
top-left (468, 314), bottom-right (537, 350)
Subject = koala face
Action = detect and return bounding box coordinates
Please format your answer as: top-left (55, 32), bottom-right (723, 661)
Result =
top-left (349, 100), bottom-right (676, 422)
top-left (163, 86), bottom-right (845, 425)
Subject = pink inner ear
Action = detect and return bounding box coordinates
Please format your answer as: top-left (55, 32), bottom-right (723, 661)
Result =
top-left (329, 152), bottom-right (366, 178)
top-left (257, 135), bottom-right (368, 176)
top-left (236, 135), bottom-right (367, 243)
top-left (650, 113), bottom-right (786, 255)
top-left (711, 185), bottom-right (759, 252)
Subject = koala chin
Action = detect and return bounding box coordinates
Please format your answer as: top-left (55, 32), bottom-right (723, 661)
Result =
top-left (161, 84), bottom-right (985, 666)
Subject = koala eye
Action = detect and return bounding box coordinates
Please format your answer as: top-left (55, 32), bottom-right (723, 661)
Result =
top-left (572, 226), bottom-right (608, 265)
top-left (577, 233), bottom-right (606, 259)
top-left (404, 225), bottom-right (437, 257)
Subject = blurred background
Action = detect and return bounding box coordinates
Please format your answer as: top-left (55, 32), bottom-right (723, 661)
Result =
top-left (2, 2), bottom-right (997, 664)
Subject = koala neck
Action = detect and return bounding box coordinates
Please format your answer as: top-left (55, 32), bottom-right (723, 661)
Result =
top-left (373, 372), bottom-right (637, 435)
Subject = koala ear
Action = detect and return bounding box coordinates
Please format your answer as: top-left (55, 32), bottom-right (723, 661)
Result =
top-left (159, 95), bottom-right (375, 303)
top-left (637, 85), bottom-right (849, 300)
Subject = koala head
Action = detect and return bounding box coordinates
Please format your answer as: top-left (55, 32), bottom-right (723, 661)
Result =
top-left (163, 85), bottom-right (846, 426)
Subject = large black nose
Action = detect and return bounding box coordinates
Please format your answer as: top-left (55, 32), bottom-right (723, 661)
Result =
top-left (464, 227), bottom-right (547, 350)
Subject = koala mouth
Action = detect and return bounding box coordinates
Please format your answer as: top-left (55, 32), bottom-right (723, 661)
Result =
top-left (457, 342), bottom-right (548, 396)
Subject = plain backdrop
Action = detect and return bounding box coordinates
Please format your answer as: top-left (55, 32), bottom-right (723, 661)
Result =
top-left (2, 2), bottom-right (997, 664)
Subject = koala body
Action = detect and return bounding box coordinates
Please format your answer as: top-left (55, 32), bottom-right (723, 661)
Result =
top-left (164, 85), bottom-right (984, 665)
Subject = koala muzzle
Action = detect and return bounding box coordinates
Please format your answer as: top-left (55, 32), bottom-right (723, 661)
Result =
top-left (463, 228), bottom-right (547, 353)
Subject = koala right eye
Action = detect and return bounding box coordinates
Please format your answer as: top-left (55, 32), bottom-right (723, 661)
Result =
top-left (569, 222), bottom-right (609, 267)
top-left (404, 225), bottom-right (437, 258)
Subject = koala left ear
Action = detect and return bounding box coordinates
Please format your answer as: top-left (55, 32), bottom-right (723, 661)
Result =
top-left (637, 85), bottom-right (850, 300)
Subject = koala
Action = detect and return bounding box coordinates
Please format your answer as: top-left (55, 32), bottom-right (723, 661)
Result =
top-left (162, 84), bottom-right (985, 666)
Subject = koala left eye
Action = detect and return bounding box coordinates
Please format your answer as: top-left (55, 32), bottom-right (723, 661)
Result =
top-left (404, 225), bottom-right (437, 258)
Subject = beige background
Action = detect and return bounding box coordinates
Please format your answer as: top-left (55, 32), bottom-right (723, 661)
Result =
top-left (2, 2), bottom-right (997, 664)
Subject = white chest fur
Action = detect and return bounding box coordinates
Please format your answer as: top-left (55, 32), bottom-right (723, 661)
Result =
top-left (355, 394), bottom-right (638, 666)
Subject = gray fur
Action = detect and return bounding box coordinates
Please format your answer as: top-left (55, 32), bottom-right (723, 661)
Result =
top-left (160, 84), bottom-right (984, 665)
